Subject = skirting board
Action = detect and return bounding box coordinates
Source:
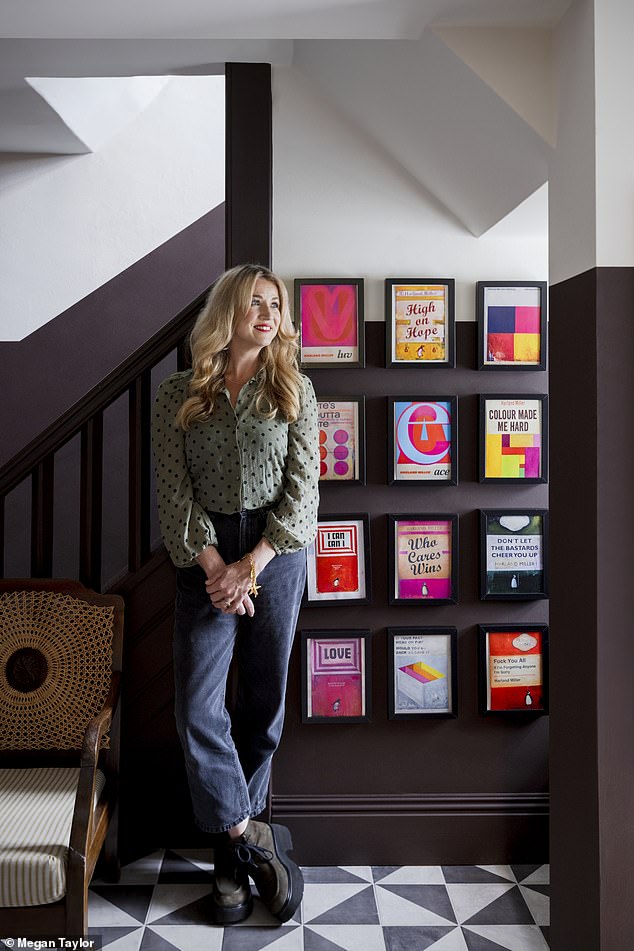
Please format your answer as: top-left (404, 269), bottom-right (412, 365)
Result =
top-left (272, 792), bottom-right (549, 865)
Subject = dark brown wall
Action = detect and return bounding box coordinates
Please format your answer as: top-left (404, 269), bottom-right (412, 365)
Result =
top-left (225, 62), bottom-right (272, 269)
top-left (272, 320), bottom-right (549, 864)
top-left (550, 268), bottom-right (634, 950)
top-left (115, 321), bottom-right (550, 866)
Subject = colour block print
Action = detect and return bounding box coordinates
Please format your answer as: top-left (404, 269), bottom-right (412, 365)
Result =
top-left (483, 286), bottom-right (542, 366)
top-left (484, 398), bottom-right (542, 479)
top-left (486, 306), bottom-right (540, 363)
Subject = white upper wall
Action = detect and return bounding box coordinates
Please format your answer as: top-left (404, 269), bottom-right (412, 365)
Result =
top-left (272, 66), bottom-right (548, 323)
top-left (594, 0), bottom-right (634, 268)
top-left (433, 25), bottom-right (557, 146)
top-left (0, 75), bottom-right (224, 341)
top-left (24, 75), bottom-right (170, 152)
top-left (292, 34), bottom-right (551, 237)
top-left (549, 0), bottom-right (634, 283)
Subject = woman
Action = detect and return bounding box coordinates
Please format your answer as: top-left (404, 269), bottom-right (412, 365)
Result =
top-left (152, 263), bottom-right (319, 925)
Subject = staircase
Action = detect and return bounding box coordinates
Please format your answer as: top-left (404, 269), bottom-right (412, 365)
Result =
top-left (0, 292), bottom-right (205, 586)
top-left (0, 291), bottom-right (209, 855)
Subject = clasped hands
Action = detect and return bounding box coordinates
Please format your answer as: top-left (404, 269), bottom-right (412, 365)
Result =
top-left (206, 557), bottom-right (255, 616)
top-left (197, 537), bottom-right (276, 616)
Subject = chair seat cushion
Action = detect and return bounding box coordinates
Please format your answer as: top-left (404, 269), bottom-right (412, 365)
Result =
top-left (0, 766), bottom-right (106, 906)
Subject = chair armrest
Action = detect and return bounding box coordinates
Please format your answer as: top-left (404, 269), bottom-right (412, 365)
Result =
top-left (80, 670), bottom-right (122, 769)
top-left (68, 670), bottom-right (122, 863)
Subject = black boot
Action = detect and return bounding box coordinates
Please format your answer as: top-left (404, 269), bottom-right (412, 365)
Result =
top-left (210, 840), bottom-right (253, 924)
top-left (231, 820), bottom-right (304, 923)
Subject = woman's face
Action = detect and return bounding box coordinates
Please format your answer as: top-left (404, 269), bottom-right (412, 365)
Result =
top-left (232, 277), bottom-right (282, 352)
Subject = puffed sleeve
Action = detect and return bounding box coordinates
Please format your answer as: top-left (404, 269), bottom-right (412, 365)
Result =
top-left (151, 373), bottom-right (218, 567)
top-left (263, 375), bottom-right (320, 554)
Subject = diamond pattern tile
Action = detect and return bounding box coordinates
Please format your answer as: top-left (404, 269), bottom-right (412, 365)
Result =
top-left (85, 852), bottom-right (550, 950)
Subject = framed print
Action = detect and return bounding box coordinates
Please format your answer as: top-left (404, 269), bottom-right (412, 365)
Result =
top-left (388, 514), bottom-right (458, 605)
top-left (388, 627), bottom-right (457, 719)
top-left (478, 625), bottom-right (549, 715)
top-left (306, 514), bottom-right (371, 605)
top-left (479, 394), bottom-right (548, 483)
top-left (318, 396), bottom-right (365, 484)
top-left (388, 396), bottom-right (458, 485)
top-left (477, 281), bottom-right (547, 370)
top-left (294, 278), bottom-right (364, 368)
top-left (301, 630), bottom-right (372, 723)
top-left (480, 510), bottom-right (549, 600)
top-left (385, 278), bottom-right (455, 368)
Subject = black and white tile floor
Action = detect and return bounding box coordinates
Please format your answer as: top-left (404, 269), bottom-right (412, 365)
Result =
top-left (89, 850), bottom-right (550, 951)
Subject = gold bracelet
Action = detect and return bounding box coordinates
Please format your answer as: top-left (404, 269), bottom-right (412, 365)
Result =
top-left (241, 552), bottom-right (261, 598)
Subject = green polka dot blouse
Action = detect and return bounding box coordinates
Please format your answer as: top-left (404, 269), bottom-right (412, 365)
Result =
top-left (152, 370), bottom-right (320, 567)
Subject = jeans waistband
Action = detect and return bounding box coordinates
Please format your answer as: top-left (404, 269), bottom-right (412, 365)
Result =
top-left (207, 505), bottom-right (274, 522)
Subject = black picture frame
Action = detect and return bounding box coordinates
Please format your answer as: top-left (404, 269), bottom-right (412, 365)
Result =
top-left (478, 624), bottom-right (549, 716)
top-left (385, 278), bottom-right (456, 369)
top-left (317, 395), bottom-right (366, 485)
top-left (387, 627), bottom-right (458, 720)
top-left (480, 510), bottom-right (549, 600)
top-left (387, 513), bottom-right (458, 605)
top-left (476, 280), bottom-right (547, 371)
top-left (305, 513), bottom-right (371, 606)
top-left (294, 277), bottom-right (365, 369)
top-left (301, 629), bottom-right (372, 723)
top-left (387, 395), bottom-right (458, 486)
top-left (479, 393), bottom-right (548, 483)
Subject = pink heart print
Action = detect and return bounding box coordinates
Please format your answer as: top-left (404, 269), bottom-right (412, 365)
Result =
top-left (301, 284), bottom-right (358, 347)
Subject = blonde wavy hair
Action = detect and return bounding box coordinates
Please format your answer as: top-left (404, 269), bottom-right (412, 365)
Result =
top-left (176, 264), bottom-right (303, 430)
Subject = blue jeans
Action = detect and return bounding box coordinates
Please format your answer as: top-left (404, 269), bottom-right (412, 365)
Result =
top-left (173, 508), bottom-right (306, 834)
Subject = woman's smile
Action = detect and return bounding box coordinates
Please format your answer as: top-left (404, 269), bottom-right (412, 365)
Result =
top-left (232, 277), bottom-right (282, 350)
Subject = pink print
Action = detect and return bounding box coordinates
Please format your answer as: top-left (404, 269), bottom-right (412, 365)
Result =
top-left (301, 284), bottom-right (358, 348)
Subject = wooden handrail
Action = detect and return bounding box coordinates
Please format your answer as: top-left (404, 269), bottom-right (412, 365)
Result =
top-left (0, 287), bottom-right (206, 588)
top-left (0, 288), bottom-right (206, 499)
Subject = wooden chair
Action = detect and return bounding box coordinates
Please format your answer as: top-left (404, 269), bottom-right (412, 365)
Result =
top-left (0, 580), bottom-right (124, 936)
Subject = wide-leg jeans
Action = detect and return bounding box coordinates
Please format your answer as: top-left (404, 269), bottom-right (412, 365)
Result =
top-left (173, 508), bottom-right (306, 834)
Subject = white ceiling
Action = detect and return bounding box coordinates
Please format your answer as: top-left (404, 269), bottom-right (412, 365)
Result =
top-left (0, 0), bottom-right (572, 39)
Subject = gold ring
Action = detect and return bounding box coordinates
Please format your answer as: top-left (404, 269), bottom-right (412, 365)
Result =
top-left (224, 600), bottom-right (231, 607)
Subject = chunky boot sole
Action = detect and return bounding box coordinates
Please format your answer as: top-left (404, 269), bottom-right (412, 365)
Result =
top-left (269, 823), bottom-right (304, 923)
top-left (210, 889), bottom-right (254, 925)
